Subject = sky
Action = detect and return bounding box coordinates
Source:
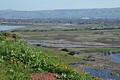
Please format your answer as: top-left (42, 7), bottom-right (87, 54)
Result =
top-left (0, 0), bottom-right (120, 11)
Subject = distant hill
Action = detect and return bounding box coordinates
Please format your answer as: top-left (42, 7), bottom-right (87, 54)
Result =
top-left (0, 7), bottom-right (120, 19)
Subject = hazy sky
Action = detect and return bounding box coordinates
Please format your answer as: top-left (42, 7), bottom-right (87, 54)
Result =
top-left (0, 0), bottom-right (120, 11)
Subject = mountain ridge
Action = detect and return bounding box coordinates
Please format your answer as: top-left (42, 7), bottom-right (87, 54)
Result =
top-left (0, 7), bottom-right (120, 19)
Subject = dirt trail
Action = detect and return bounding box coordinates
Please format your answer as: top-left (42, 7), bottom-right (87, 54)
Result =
top-left (31, 72), bottom-right (58, 80)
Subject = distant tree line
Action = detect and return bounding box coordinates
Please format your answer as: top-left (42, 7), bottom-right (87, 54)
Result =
top-left (0, 18), bottom-right (120, 26)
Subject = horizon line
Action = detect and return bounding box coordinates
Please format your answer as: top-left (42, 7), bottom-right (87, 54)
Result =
top-left (0, 7), bottom-right (120, 11)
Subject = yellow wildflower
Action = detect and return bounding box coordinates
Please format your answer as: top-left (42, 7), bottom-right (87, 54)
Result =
top-left (84, 72), bottom-right (89, 76)
top-left (24, 65), bottom-right (27, 69)
top-left (10, 57), bottom-right (13, 62)
top-left (64, 65), bottom-right (70, 69)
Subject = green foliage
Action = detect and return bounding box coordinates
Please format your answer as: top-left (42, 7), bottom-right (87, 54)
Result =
top-left (0, 33), bottom-right (98, 80)
top-left (68, 51), bottom-right (76, 56)
top-left (61, 48), bottom-right (69, 52)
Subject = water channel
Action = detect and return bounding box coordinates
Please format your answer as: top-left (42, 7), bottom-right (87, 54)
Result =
top-left (99, 52), bottom-right (120, 63)
top-left (0, 25), bottom-right (25, 31)
top-left (69, 53), bottom-right (120, 80)
top-left (84, 68), bottom-right (120, 80)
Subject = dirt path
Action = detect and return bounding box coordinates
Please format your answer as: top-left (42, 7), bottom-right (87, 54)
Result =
top-left (31, 72), bottom-right (58, 80)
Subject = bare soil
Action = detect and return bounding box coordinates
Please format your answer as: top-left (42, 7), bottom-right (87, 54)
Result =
top-left (31, 72), bottom-right (58, 80)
